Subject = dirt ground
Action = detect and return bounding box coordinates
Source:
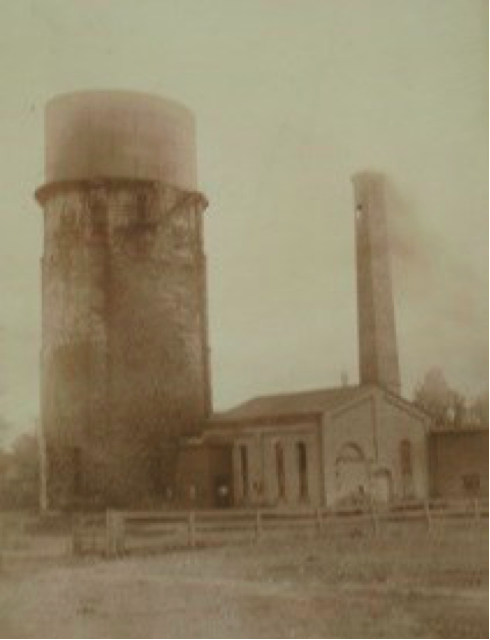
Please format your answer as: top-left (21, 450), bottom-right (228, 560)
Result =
top-left (0, 525), bottom-right (488, 638)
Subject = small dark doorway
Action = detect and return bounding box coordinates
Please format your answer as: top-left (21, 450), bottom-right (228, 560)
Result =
top-left (214, 475), bottom-right (232, 508)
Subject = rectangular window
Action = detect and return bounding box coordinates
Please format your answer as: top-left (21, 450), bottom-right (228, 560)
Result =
top-left (239, 445), bottom-right (249, 499)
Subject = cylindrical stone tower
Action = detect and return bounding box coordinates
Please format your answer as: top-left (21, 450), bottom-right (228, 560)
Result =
top-left (36, 91), bottom-right (211, 508)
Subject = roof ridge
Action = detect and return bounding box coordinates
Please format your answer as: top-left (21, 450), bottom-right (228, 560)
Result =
top-left (212, 384), bottom-right (369, 422)
top-left (236, 383), bottom-right (360, 403)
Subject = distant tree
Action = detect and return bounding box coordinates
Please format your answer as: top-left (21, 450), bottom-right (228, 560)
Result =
top-left (12, 431), bottom-right (39, 508)
top-left (469, 389), bottom-right (489, 427)
top-left (0, 448), bottom-right (10, 481)
top-left (0, 429), bottom-right (40, 509)
top-left (414, 369), bottom-right (488, 429)
top-left (413, 368), bottom-right (452, 425)
top-left (450, 390), bottom-right (467, 428)
top-left (0, 414), bottom-right (12, 449)
top-left (0, 415), bottom-right (13, 506)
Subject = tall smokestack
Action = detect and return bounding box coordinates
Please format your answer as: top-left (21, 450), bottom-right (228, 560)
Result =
top-left (352, 171), bottom-right (401, 395)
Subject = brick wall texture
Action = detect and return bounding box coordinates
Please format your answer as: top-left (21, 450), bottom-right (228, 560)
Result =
top-left (352, 172), bottom-right (401, 395)
top-left (39, 179), bottom-right (210, 508)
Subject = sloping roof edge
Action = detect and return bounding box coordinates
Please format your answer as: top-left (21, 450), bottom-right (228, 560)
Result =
top-left (207, 384), bottom-right (377, 427)
top-left (206, 383), bottom-right (436, 430)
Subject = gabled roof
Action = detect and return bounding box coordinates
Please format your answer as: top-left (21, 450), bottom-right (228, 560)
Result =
top-left (210, 385), bottom-right (371, 425)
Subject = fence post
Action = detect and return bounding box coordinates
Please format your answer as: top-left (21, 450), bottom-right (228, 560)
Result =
top-left (255, 510), bottom-right (262, 542)
top-left (188, 511), bottom-right (196, 548)
top-left (106, 510), bottom-right (125, 558)
top-left (370, 500), bottom-right (379, 537)
top-left (0, 514), bottom-right (4, 570)
top-left (105, 510), bottom-right (114, 557)
top-left (116, 511), bottom-right (125, 556)
top-left (424, 500), bottom-right (432, 533)
top-left (72, 513), bottom-right (83, 556)
top-left (474, 498), bottom-right (481, 523)
top-left (316, 508), bottom-right (323, 534)
top-left (329, 507), bottom-right (336, 536)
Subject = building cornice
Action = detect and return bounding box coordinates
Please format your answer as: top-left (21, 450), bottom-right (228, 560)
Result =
top-left (34, 177), bottom-right (208, 210)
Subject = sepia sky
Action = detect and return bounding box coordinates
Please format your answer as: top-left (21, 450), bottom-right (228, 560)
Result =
top-left (0, 0), bottom-right (487, 442)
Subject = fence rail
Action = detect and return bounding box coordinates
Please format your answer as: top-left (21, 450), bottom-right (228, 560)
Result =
top-left (72, 498), bottom-right (489, 557)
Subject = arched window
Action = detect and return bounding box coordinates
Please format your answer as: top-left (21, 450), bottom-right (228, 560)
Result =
top-left (275, 441), bottom-right (286, 500)
top-left (400, 439), bottom-right (413, 498)
top-left (296, 442), bottom-right (308, 501)
top-left (335, 442), bottom-right (365, 465)
top-left (239, 445), bottom-right (249, 499)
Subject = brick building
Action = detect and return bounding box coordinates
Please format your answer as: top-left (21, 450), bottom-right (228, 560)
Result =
top-left (177, 385), bottom-right (429, 509)
top-left (175, 172), bottom-right (431, 509)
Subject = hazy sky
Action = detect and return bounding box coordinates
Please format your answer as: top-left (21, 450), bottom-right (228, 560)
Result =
top-left (0, 0), bottom-right (487, 442)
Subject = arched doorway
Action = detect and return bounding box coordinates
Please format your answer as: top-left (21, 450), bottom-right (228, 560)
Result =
top-left (335, 443), bottom-right (369, 502)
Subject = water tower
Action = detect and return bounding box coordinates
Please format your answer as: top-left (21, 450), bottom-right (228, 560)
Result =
top-left (36, 91), bottom-right (211, 508)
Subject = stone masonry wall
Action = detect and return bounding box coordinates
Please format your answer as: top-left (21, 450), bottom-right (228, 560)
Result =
top-left (39, 179), bottom-right (210, 508)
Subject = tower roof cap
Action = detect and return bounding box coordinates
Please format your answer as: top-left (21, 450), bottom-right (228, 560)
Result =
top-left (44, 90), bottom-right (197, 190)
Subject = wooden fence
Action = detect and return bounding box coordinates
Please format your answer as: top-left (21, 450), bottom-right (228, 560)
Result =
top-left (73, 498), bottom-right (489, 557)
